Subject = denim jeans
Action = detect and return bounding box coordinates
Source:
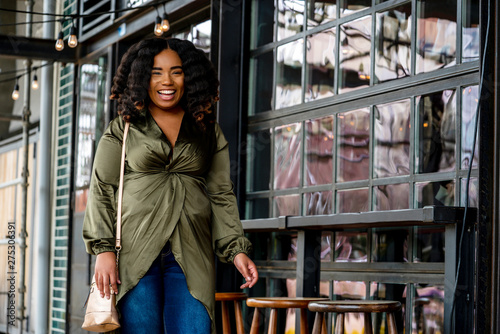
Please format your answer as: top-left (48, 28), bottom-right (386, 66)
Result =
top-left (118, 243), bottom-right (211, 334)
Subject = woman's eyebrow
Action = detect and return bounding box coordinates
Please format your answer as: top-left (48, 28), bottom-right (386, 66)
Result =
top-left (151, 66), bottom-right (183, 71)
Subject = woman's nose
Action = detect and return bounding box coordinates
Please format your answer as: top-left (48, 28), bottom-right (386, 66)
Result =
top-left (161, 74), bottom-right (173, 85)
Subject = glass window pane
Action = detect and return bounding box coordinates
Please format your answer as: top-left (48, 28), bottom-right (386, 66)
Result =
top-left (250, 1), bottom-right (275, 48)
top-left (334, 280), bottom-right (367, 299)
top-left (306, 28), bottom-right (336, 102)
top-left (337, 188), bottom-right (369, 213)
top-left (375, 4), bottom-right (412, 83)
top-left (374, 99), bottom-right (411, 178)
top-left (276, 40), bottom-right (304, 109)
top-left (275, 123), bottom-right (302, 189)
top-left (247, 130), bottom-right (272, 192)
top-left (340, 0), bottom-right (370, 17)
top-left (415, 180), bottom-right (455, 207)
top-left (191, 20), bottom-right (211, 52)
top-left (249, 52), bottom-right (274, 115)
top-left (305, 191), bottom-right (332, 215)
top-left (462, 0), bottom-right (480, 62)
top-left (372, 228), bottom-right (409, 262)
top-left (307, 0), bottom-right (337, 28)
top-left (274, 195), bottom-right (301, 216)
top-left (461, 177), bottom-right (478, 208)
top-left (337, 109), bottom-right (370, 182)
top-left (246, 198), bottom-right (270, 219)
top-left (278, 0), bottom-right (305, 41)
top-left (306, 116), bottom-right (334, 185)
top-left (416, 0), bottom-right (457, 74)
top-left (415, 226), bottom-right (445, 262)
top-left (415, 90), bottom-right (456, 174)
top-left (334, 231), bottom-right (368, 262)
top-left (373, 183), bottom-right (410, 211)
top-left (461, 86), bottom-right (479, 169)
top-left (413, 285), bottom-right (445, 333)
top-left (339, 16), bottom-right (372, 93)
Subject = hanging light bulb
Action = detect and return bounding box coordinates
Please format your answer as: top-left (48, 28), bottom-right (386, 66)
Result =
top-left (12, 82), bottom-right (20, 100)
top-left (161, 12), bottom-right (170, 32)
top-left (68, 24), bottom-right (78, 48)
top-left (154, 16), bottom-right (163, 36)
top-left (55, 31), bottom-right (64, 51)
top-left (32, 74), bottom-right (39, 90)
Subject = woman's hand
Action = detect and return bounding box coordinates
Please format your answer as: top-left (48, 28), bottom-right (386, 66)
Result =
top-left (233, 253), bottom-right (259, 289)
top-left (94, 252), bottom-right (121, 299)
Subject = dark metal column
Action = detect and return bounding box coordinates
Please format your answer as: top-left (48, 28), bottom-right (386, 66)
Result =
top-left (477, 0), bottom-right (500, 332)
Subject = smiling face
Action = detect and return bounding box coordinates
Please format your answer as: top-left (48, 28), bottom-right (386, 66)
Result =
top-left (148, 48), bottom-right (185, 114)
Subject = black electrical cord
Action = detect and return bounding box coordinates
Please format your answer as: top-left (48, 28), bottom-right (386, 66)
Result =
top-left (449, 0), bottom-right (490, 331)
top-left (0, 61), bottom-right (55, 84)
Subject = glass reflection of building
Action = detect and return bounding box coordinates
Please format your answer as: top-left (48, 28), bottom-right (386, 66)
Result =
top-left (246, 0), bottom-right (479, 333)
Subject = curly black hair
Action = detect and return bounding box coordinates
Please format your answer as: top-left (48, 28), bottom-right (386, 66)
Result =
top-left (110, 37), bottom-right (219, 131)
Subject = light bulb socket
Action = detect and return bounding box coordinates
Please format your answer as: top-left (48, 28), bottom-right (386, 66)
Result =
top-left (57, 31), bottom-right (64, 40)
top-left (14, 83), bottom-right (19, 91)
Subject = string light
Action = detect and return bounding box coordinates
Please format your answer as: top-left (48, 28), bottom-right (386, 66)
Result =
top-left (32, 72), bottom-right (39, 90)
top-left (55, 19), bottom-right (65, 51)
top-left (68, 20), bottom-right (78, 48)
top-left (154, 5), bottom-right (163, 36)
top-left (161, 3), bottom-right (170, 32)
top-left (12, 79), bottom-right (20, 100)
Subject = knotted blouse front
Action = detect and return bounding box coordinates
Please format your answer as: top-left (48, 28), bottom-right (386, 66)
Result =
top-left (82, 111), bottom-right (251, 333)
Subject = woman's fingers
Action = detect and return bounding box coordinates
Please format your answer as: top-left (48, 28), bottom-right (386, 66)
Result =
top-left (95, 252), bottom-right (120, 299)
top-left (233, 253), bottom-right (259, 289)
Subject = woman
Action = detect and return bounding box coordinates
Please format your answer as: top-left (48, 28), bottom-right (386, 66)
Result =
top-left (83, 37), bottom-right (258, 334)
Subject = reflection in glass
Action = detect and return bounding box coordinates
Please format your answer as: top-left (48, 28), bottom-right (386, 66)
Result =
top-left (415, 226), bottom-right (445, 262)
top-left (333, 280), bottom-right (367, 300)
top-left (412, 284), bottom-right (445, 333)
top-left (278, 0), bottom-right (304, 41)
top-left (250, 1), bottom-right (275, 48)
top-left (416, 0), bottom-right (457, 73)
top-left (337, 188), bottom-right (369, 213)
top-left (372, 228), bottom-right (409, 262)
top-left (334, 231), bottom-right (367, 262)
top-left (374, 100), bottom-right (410, 178)
top-left (337, 109), bottom-right (370, 182)
top-left (246, 198), bottom-right (270, 219)
top-left (462, 0), bottom-right (480, 62)
top-left (461, 86), bottom-right (479, 169)
top-left (416, 90), bottom-right (456, 174)
top-left (340, 0), bottom-right (370, 17)
top-left (307, 0), bottom-right (337, 28)
top-left (276, 41), bottom-right (304, 109)
top-left (305, 191), bottom-right (332, 215)
top-left (249, 52), bottom-right (274, 114)
top-left (339, 16), bottom-right (371, 93)
top-left (461, 177), bottom-right (478, 208)
top-left (306, 28), bottom-right (336, 102)
top-left (374, 183), bottom-right (409, 211)
top-left (275, 195), bottom-right (301, 216)
top-left (306, 116), bottom-right (333, 185)
top-left (375, 4), bottom-right (412, 83)
top-left (275, 123), bottom-right (302, 189)
top-left (415, 180), bottom-right (455, 208)
top-left (247, 130), bottom-right (271, 192)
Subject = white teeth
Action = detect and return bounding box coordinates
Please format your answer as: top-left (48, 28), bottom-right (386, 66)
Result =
top-left (158, 90), bottom-right (175, 95)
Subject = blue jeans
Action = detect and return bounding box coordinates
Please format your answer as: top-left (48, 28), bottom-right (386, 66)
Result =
top-left (118, 244), bottom-right (211, 334)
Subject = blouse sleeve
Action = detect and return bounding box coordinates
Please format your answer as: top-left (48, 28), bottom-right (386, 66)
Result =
top-left (82, 117), bottom-right (125, 255)
top-left (207, 123), bottom-right (252, 263)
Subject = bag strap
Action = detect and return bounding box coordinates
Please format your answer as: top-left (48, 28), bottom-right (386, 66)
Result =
top-left (115, 121), bottom-right (130, 263)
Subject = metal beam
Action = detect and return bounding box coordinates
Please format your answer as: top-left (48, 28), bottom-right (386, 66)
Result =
top-left (0, 113), bottom-right (22, 122)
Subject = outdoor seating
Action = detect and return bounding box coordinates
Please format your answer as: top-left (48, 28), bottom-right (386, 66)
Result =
top-left (215, 292), bottom-right (247, 334)
top-left (308, 300), bottom-right (402, 334)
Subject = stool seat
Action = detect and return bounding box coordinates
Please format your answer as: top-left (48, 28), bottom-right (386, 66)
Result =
top-left (247, 297), bottom-right (328, 334)
top-left (215, 292), bottom-right (247, 334)
top-left (308, 300), bottom-right (402, 334)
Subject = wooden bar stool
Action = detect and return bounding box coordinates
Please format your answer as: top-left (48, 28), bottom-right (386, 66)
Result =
top-left (215, 292), bottom-right (247, 334)
top-left (308, 300), bottom-right (402, 334)
top-left (247, 297), bottom-right (328, 334)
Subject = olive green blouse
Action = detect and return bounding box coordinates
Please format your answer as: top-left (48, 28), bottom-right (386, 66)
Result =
top-left (82, 111), bottom-right (252, 333)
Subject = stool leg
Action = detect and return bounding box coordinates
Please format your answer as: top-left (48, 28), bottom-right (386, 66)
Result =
top-left (250, 308), bottom-right (260, 334)
top-left (334, 313), bottom-right (344, 334)
top-left (363, 312), bottom-right (373, 334)
top-left (234, 301), bottom-right (245, 334)
top-left (311, 312), bottom-right (324, 334)
top-left (300, 308), bottom-right (309, 334)
top-left (221, 301), bottom-right (230, 334)
top-left (268, 308), bottom-right (278, 334)
top-left (387, 312), bottom-right (398, 334)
